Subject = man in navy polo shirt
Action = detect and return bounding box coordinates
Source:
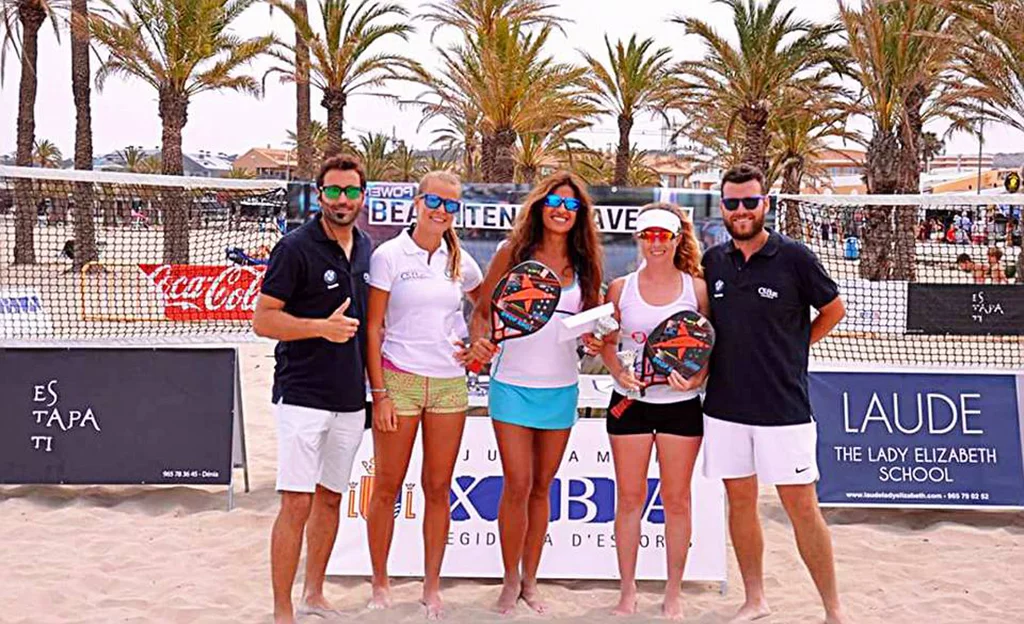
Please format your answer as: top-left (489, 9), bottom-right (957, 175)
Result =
top-left (253, 154), bottom-right (372, 624)
top-left (701, 164), bottom-right (847, 624)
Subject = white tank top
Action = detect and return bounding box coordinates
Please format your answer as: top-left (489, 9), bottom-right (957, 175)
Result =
top-left (613, 271), bottom-right (700, 403)
top-left (490, 278), bottom-right (583, 389)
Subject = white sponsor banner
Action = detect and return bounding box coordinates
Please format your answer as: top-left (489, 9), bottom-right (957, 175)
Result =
top-left (327, 418), bottom-right (727, 582)
top-left (364, 183), bottom-right (697, 235)
top-left (0, 288), bottom-right (53, 339)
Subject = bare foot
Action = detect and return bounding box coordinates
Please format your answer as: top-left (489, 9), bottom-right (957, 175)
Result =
top-left (611, 590), bottom-right (638, 616)
top-left (661, 593), bottom-right (684, 621)
top-left (728, 600), bottom-right (771, 622)
top-left (494, 580), bottom-right (519, 615)
top-left (825, 607), bottom-right (847, 624)
top-left (273, 613), bottom-right (296, 624)
top-left (421, 591), bottom-right (445, 621)
top-left (519, 582), bottom-right (548, 615)
top-left (367, 584), bottom-right (392, 610)
top-left (298, 594), bottom-right (340, 618)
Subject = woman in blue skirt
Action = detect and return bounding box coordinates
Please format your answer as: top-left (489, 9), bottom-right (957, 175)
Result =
top-left (470, 171), bottom-right (605, 614)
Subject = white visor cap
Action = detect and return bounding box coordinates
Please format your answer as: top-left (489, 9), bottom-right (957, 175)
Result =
top-left (635, 208), bottom-right (682, 235)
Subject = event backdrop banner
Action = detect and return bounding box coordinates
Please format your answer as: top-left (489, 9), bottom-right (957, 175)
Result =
top-left (363, 182), bottom-right (720, 234)
top-left (0, 348), bottom-right (236, 485)
top-left (906, 284), bottom-right (1024, 335)
top-left (327, 418), bottom-right (728, 581)
top-left (811, 371), bottom-right (1024, 507)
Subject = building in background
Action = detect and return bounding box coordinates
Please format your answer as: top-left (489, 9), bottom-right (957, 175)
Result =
top-left (232, 147), bottom-right (297, 180)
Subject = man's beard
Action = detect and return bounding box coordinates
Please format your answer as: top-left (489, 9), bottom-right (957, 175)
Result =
top-left (724, 211), bottom-right (765, 241)
top-left (324, 205), bottom-right (359, 226)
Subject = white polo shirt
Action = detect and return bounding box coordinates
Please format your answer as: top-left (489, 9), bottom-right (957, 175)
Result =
top-left (369, 229), bottom-right (483, 378)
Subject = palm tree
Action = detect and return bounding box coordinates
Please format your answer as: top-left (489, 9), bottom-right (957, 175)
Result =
top-left (515, 120), bottom-right (587, 184)
top-left (943, 1), bottom-right (1024, 137)
top-left (389, 142), bottom-right (421, 182)
top-left (286, 119), bottom-right (331, 161)
top-left (266, 0), bottom-right (416, 157)
top-left (356, 132), bottom-right (393, 181)
top-left (672, 0), bottom-right (842, 174)
top-left (573, 146), bottom-right (659, 187)
top-left (89, 0), bottom-right (275, 263)
top-left (32, 139), bottom-right (62, 167)
top-left (426, 19), bottom-right (594, 182)
top-left (581, 35), bottom-right (674, 186)
top-left (2, 0), bottom-right (62, 264)
top-left (293, 0), bottom-right (313, 179)
top-left (420, 0), bottom-right (563, 40)
top-left (839, 0), bottom-right (962, 280)
top-left (919, 131), bottom-right (945, 172)
top-left (116, 146), bottom-right (150, 172)
top-left (70, 0), bottom-right (97, 268)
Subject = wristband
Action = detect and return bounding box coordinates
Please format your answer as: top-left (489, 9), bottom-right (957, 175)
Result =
top-left (369, 388), bottom-right (388, 394)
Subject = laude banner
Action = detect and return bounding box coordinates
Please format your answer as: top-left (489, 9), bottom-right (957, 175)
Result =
top-left (363, 183), bottom-right (716, 234)
top-left (327, 418), bottom-right (727, 582)
top-left (810, 371), bottom-right (1024, 508)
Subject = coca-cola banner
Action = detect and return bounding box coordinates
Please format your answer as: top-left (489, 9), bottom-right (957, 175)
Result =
top-left (139, 264), bottom-right (265, 321)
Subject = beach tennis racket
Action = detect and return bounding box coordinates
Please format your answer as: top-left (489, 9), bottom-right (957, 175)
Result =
top-left (468, 260), bottom-right (562, 373)
top-left (609, 310), bottom-right (715, 418)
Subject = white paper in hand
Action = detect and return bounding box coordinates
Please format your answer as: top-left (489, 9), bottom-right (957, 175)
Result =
top-left (557, 303), bottom-right (616, 343)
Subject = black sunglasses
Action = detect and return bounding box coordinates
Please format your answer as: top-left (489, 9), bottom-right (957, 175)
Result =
top-left (721, 196), bottom-right (764, 211)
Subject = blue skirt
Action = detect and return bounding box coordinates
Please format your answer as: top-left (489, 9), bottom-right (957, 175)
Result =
top-left (488, 378), bottom-right (579, 430)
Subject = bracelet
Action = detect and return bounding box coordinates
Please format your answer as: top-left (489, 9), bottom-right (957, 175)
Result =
top-left (369, 388), bottom-right (388, 394)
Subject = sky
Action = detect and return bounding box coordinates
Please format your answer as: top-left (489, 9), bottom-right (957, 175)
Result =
top-left (1, 0), bottom-right (1022, 161)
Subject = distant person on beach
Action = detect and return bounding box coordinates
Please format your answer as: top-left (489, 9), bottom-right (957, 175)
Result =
top-left (957, 253), bottom-right (988, 284)
top-left (701, 164), bottom-right (847, 624)
top-left (253, 155), bottom-right (372, 624)
top-left (987, 247), bottom-right (1007, 284)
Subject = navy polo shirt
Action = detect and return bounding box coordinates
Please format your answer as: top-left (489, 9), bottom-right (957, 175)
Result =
top-left (702, 229), bottom-right (839, 426)
top-left (260, 214), bottom-right (373, 413)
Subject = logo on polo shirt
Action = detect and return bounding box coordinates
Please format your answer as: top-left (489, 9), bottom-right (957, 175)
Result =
top-left (713, 279), bottom-right (725, 299)
top-left (758, 286), bottom-right (779, 300)
top-left (363, 272), bottom-right (370, 283)
top-left (398, 270), bottom-right (431, 281)
top-left (323, 269), bottom-right (339, 289)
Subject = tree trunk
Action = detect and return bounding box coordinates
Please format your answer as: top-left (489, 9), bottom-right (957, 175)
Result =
top-left (614, 114), bottom-right (633, 187)
top-left (493, 127), bottom-right (517, 183)
top-left (159, 88), bottom-right (190, 264)
top-left (522, 165), bottom-right (537, 186)
top-left (322, 88), bottom-right (347, 157)
top-left (891, 85), bottom-right (925, 281)
top-left (295, 0), bottom-right (313, 179)
top-left (780, 158), bottom-right (803, 238)
top-left (740, 102), bottom-right (770, 174)
top-left (71, 0), bottom-right (98, 270)
top-left (860, 130), bottom-right (902, 281)
top-left (13, 0), bottom-right (46, 265)
top-left (463, 135), bottom-right (476, 182)
top-left (480, 133), bottom-right (496, 183)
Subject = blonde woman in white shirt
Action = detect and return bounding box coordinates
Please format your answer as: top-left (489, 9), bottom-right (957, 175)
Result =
top-left (364, 171), bottom-right (489, 619)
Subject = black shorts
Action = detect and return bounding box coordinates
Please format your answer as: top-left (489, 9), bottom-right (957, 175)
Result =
top-left (606, 391), bottom-right (703, 437)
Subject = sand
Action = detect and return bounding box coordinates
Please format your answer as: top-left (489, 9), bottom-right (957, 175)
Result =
top-left (1, 342), bottom-right (1023, 624)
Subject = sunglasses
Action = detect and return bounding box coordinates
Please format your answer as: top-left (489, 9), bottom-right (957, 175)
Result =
top-left (543, 194), bottom-right (581, 212)
top-left (321, 185), bottom-right (363, 201)
top-left (421, 193), bottom-right (462, 214)
top-left (636, 229), bottom-right (678, 243)
top-left (721, 196), bottom-right (764, 211)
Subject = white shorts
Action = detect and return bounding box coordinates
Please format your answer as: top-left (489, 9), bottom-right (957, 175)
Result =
top-left (275, 401), bottom-right (365, 494)
top-left (701, 415), bottom-right (819, 485)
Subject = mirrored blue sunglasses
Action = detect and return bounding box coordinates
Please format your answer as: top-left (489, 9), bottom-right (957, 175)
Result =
top-left (543, 194), bottom-right (581, 212)
top-left (421, 193), bottom-right (462, 214)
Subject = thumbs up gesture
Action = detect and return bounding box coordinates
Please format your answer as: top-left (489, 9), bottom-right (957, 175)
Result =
top-left (319, 297), bottom-right (360, 343)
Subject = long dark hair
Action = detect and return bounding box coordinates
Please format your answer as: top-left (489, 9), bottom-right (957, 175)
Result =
top-left (505, 171), bottom-right (604, 309)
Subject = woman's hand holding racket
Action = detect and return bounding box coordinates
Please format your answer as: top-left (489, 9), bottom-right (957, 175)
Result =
top-left (665, 369), bottom-right (706, 393)
top-left (454, 337), bottom-right (498, 367)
